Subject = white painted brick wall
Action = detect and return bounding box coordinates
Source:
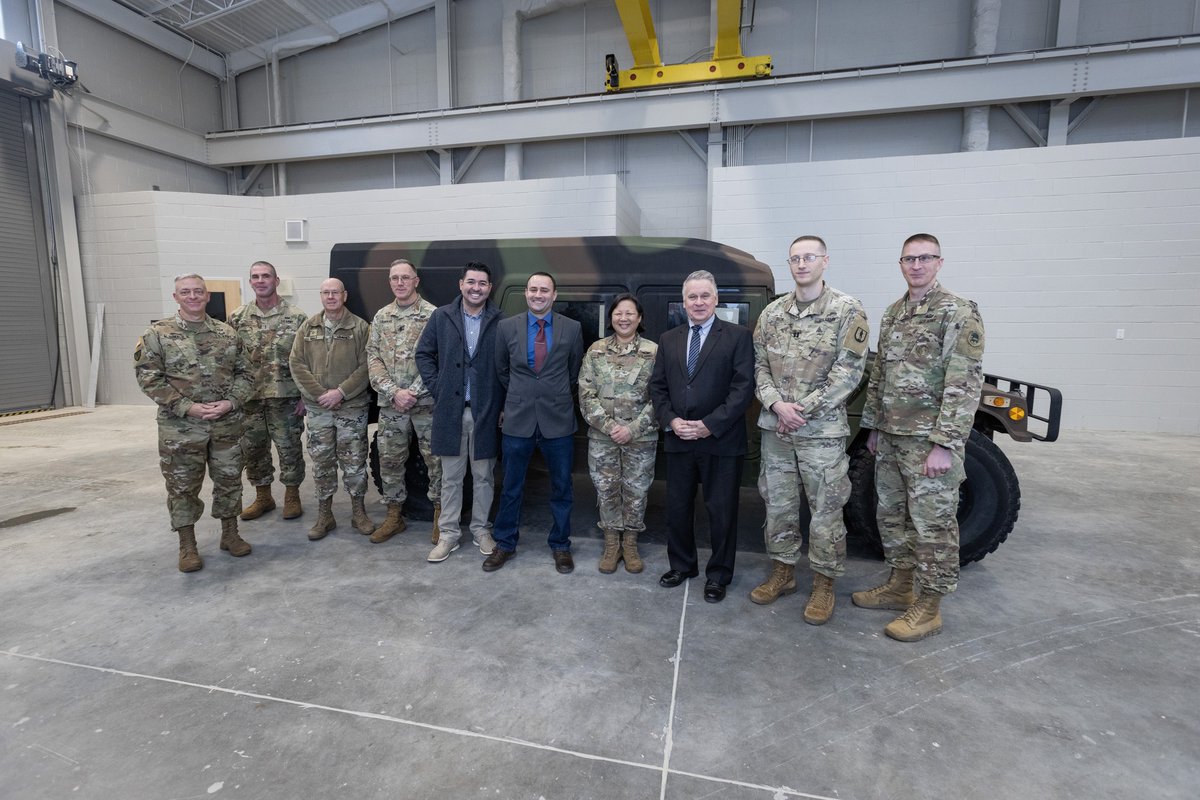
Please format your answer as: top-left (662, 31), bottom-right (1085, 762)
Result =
top-left (82, 177), bottom-right (641, 405)
top-left (712, 137), bottom-right (1200, 434)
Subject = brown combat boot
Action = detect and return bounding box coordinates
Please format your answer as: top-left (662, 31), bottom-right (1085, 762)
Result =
top-left (430, 502), bottom-right (441, 545)
top-left (804, 573), bottom-right (836, 625)
top-left (369, 503), bottom-right (407, 543)
top-left (281, 485), bottom-right (303, 519)
top-left (750, 560), bottom-right (796, 605)
top-left (219, 517), bottom-right (252, 556)
top-left (240, 484), bottom-right (276, 520)
top-left (884, 590), bottom-right (943, 641)
top-left (598, 531), bottom-right (622, 574)
top-left (851, 568), bottom-right (917, 610)
top-left (309, 497), bottom-right (336, 540)
top-left (351, 495), bottom-right (376, 535)
top-left (177, 525), bottom-right (203, 573)
top-left (621, 530), bottom-right (644, 574)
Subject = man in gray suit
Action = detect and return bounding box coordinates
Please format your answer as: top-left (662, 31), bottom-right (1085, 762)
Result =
top-left (485, 272), bottom-right (585, 574)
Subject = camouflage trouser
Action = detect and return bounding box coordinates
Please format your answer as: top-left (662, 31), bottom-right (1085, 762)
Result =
top-left (377, 405), bottom-right (441, 505)
top-left (587, 438), bottom-right (656, 532)
top-left (240, 397), bottom-right (306, 487)
top-left (758, 432), bottom-right (850, 577)
top-left (875, 432), bottom-right (964, 595)
top-left (157, 411), bottom-right (244, 529)
top-left (304, 403), bottom-right (369, 499)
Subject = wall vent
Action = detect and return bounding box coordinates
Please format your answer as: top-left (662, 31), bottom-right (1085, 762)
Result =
top-left (284, 219), bottom-right (307, 242)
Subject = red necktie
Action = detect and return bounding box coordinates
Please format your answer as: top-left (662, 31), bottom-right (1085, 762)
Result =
top-left (534, 319), bottom-right (547, 373)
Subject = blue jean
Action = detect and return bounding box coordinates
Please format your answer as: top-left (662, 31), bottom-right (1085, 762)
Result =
top-left (492, 429), bottom-right (574, 553)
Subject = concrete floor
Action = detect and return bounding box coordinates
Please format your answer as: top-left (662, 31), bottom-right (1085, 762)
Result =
top-left (1, 406), bottom-right (1197, 800)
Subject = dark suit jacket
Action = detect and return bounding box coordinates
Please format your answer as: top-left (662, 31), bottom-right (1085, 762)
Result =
top-left (496, 311), bottom-right (584, 439)
top-left (649, 317), bottom-right (754, 455)
top-left (415, 296), bottom-right (504, 459)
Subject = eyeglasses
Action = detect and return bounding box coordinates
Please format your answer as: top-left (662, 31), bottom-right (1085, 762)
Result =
top-left (787, 254), bottom-right (825, 265)
top-left (900, 254), bottom-right (941, 266)
top-left (392, 275), bottom-right (417, 283)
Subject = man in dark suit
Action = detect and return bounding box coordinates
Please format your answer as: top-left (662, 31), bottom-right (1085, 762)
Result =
top-left (485, 272), bottom-right (585, 574)
top-left (649, 269), bottom-right (755, 603)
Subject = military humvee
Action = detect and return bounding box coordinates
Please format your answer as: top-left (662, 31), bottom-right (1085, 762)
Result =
top-left (331, 236), bottom-right (1061, 565)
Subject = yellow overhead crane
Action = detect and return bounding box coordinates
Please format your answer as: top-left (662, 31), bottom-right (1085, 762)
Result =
top-left (605, 0), bottom-right (772, 92)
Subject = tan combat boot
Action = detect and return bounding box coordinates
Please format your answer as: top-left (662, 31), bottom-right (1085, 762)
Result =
top-left (749, 560), bottom-right (796, 605)
top-left (240, 484), bottom-right (276, 520)
top-left (598, 530), bottom-right (622, 574)
top-left (430, 502), bottom-right (441, 545)
top-left (309, 497), bottom-right (336, 540)
top-left (219, 517), bottom-right (252, 556)
top-left (369, 503), bottom-right (407, 543)
top-left (177, 525), bottom-right (203, 573)
top-left (851, 568), bottom-right (917, 610)
top-left (884, 590), bottom-right (943, 641)
top-left (351, 495), bottom-right (376, 535)
top-left (281, 485), bottom-right (303, 519)
top-left (621, 531), bottom-right (644, 573)
top-left (804, 573), bottom-right (836, 625)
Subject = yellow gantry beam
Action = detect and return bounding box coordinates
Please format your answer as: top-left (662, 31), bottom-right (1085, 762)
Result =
top-left (606, 0), bottom-right (772, 92)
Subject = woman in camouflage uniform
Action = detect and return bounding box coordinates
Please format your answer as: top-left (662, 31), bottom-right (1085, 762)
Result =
top-left (578, 294), bottom-right (659, 574)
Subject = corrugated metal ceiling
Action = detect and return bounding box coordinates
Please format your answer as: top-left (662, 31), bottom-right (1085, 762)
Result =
top-left (115, 0), bottom-right (378, 56)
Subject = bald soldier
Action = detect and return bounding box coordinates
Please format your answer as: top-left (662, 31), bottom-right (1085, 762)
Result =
top-left (289, 278), bottom-right (375, 540)
top-left (853, 233), bottom-right (986, 641)
top-left (228, 260), bottom-right (309, 522)
top-left (366, 259), bottom-right (441, 544)
top-left (134, 274), bottom-right (255, 572)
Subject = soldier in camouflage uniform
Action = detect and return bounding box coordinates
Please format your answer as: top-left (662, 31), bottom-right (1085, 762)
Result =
top-left (578, 294), bottom-right (659, 574)
top-left (751, 236), bottom-right (870, 624)
top-left (366, 259), bottom-right (441, 544)
top-left (289, 278), bottom-right (375, 541)
top-left (228, 261), bottom-right (308, 522)
top-left (134, 274), bottom-right (255, 573)
top-left (853, 233), bottom-right (986, 642)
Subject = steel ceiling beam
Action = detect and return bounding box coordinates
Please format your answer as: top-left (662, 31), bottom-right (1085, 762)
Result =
top-left (56, 0), bottom-right (227, 78)
top-left (205, 36), bottom-right (1200, 167)
top-left (66, 94), bottom-right (209, 164)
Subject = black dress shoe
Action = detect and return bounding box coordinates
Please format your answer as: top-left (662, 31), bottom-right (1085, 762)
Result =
top-left (703, 581), bottom-right (726, 603)
top-left (553, 549), bottom-right (575, 574)
top-left (482, 548), bottom-right (515, 572)
top-left (659, 569), bottom-right (698, 588)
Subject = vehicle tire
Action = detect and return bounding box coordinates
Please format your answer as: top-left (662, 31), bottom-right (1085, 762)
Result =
top-left (369, 429), bottom-right (434, 521)
top-left (844, 444), bottom-right (883, 559)
top-left (842, 430), bottom-right (1021, 566)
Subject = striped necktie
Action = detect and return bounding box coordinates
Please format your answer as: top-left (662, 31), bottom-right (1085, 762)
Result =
top-left (687, 324), bottom-right (702, 377)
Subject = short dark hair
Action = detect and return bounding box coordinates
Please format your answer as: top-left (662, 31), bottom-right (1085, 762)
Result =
top-left (462, 261), bottom-right (492, 281)
top-left (607, 293), bottom-right (645, 334)
top-left (250, 261), bottom-right (277, 278)
top-left (903, 233), bottom-right (940, 250)
top-left (528, 271), bottom-right (557, 290)
top-left (790, 235), bottom-right (827, 252)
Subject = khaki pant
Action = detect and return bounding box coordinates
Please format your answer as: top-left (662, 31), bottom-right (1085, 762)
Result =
top-left (437, 406), bottom-right (495, 546)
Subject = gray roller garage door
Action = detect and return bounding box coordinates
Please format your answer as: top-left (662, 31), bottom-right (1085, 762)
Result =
top-left (0, 90), bottom-right (58, 413)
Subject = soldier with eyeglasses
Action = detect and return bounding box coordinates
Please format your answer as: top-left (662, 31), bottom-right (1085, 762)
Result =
top-left (852, 233), bottom-right (986, 642)
top-left (750, 236), bottom-right (869, 624)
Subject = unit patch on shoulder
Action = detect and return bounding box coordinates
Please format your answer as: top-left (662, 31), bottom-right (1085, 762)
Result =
top-left (134, 337), bottom-right (145, 364)
top-left (842, 318), bottom-right (870, 357)
top-left (956, 317), bottom-right (986, 360)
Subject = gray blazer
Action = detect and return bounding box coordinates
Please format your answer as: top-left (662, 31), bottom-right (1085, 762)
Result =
top-left (495, 311), bottom-right (584, 439)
